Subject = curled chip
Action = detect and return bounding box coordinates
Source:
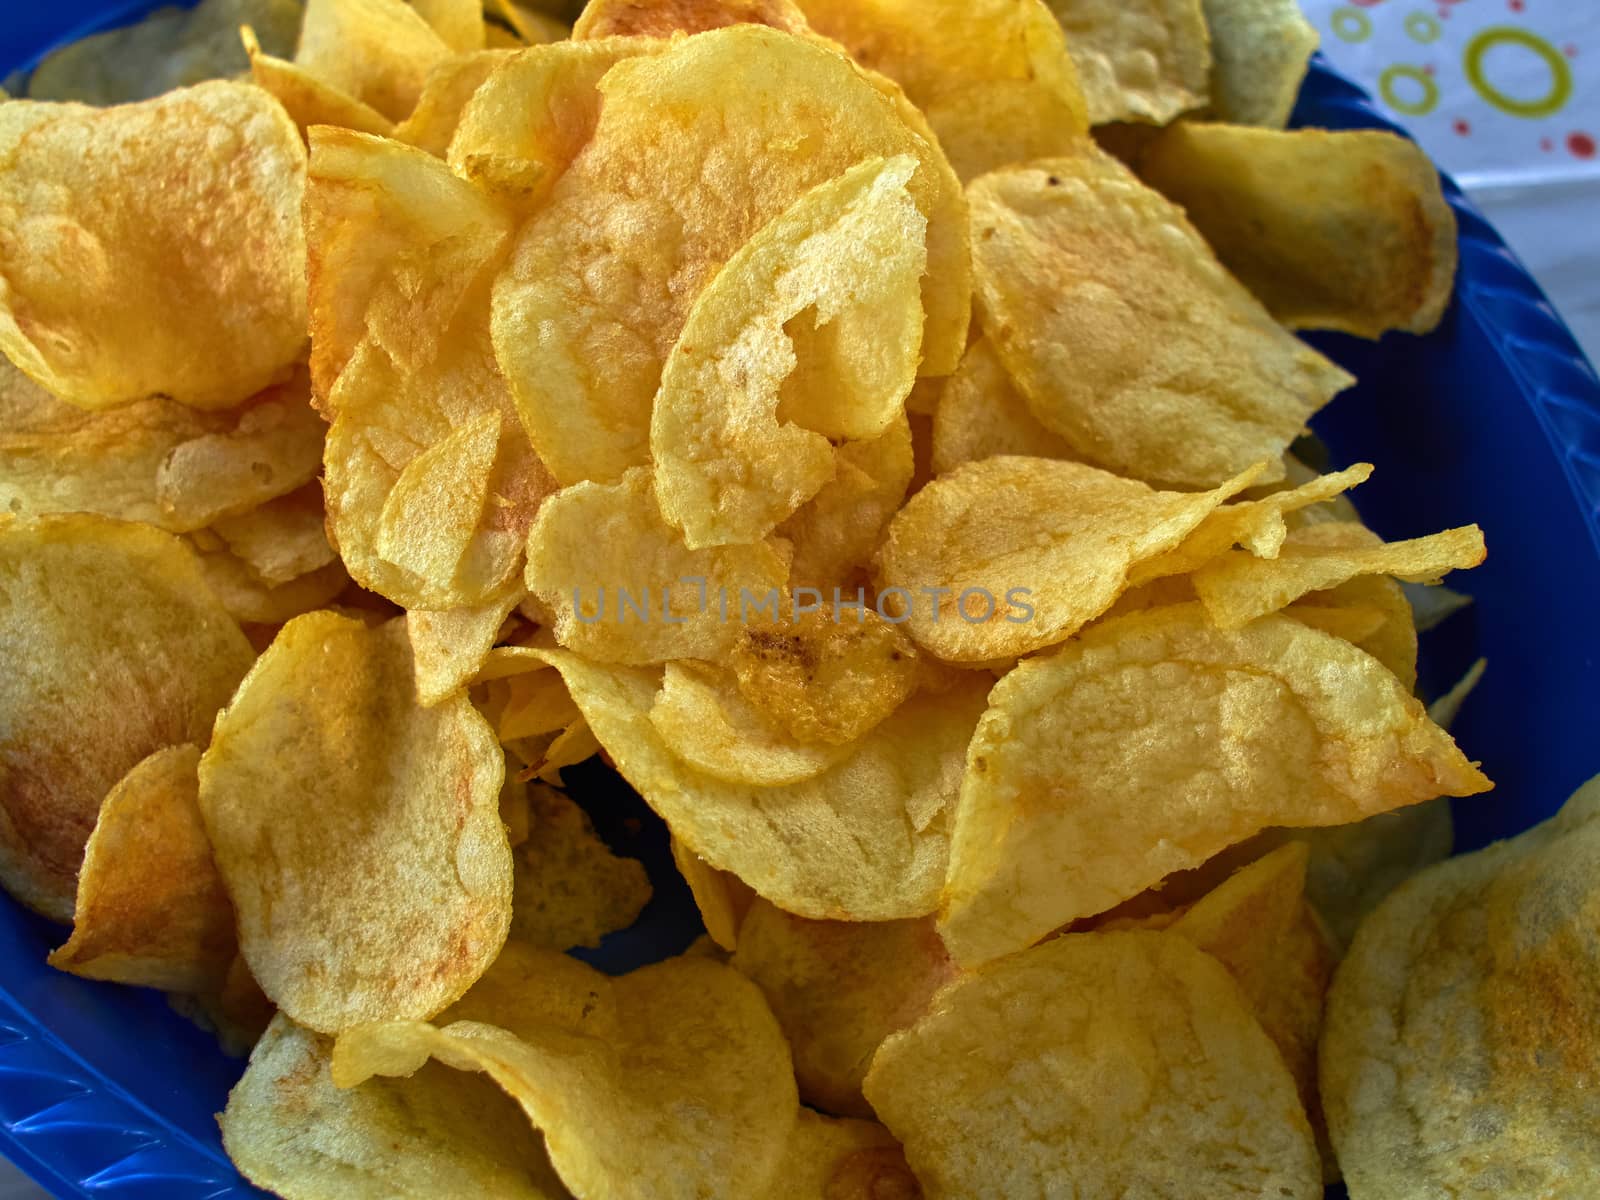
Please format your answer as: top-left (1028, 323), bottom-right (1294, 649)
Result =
top-left (732, 899), bottom-right (954, 1117)
top-left (294, 0), bottom-right (454, 122)
top-left (523, 467), bottom-right (790, 665)
top-left (794, 0), bottom-right (1088, 181)
top-left (0, 514), bottom-right (254, 922)
top-left (970, 149), bottom-right (1352, 489)
top-left (672, 838), bottom-right (755, 951)
top-left (875, 456), bottom-right (1260, 662)
top-left (408, 586), bottom-right (522, 707)
top-left (393, 49), bottom-right (515, 156)
top-left (651, 155), bottom-right (926, 548)
top-left (309, 128), bottom-right (555, 611)
top-left (1194, 518), bottom-right (1484, 631)
top-left (1321, 778), bottom-right (1600, 1198)
top-left (1141, 124), bottom-right (1458, 337)
top-left (939, 605), bottom-right (1491, 966)
top-left (0, 81), bottom-right (308, 410)
top-left (198, 612), bottom-right (512, 1033)
top-left (1200, 0), bottom-right (1318, 128)
top-left (929, 338), bottom-right (1074, 476)
top-left (332, 944), bottom-right (800, 1200)
top-left (222, 1014), bottom-right (568, 1199)
top-left (864, 930), bottom-right (1320, 1199)
top-left (242, 24), bottom-right (398, 137)
top-left (492, 24), bottom-right (969, 485)
top-left (508, 784), bottom-right (651, 951)
top-left (48, 745), bottom-right (235, 993)
top-left (1045, 0), bottom-right (1211, 125)
top-left (534, 650), bottom-right (987, 920)
top-left (572, 0), bottom-right (810, 39)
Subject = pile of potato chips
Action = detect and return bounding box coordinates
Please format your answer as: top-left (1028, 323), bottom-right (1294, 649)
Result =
top-left (2, 0), bottom-right (1590, 1196)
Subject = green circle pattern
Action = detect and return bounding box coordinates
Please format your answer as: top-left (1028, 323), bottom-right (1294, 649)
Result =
top-left (1380, 65), bottom-right (1441, 117)
top-left (1406, 13), bottom-right (1442, 45)
top-left (1465, 27), bottom-right (1573, 118)
top-left (1331, 7), bottom-right (1372, 43)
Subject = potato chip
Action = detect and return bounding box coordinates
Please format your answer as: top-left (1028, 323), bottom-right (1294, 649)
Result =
top-left (198, 612), bottom-right (512, 1033)
top-left (929, 337), bottom-right (1074, 476)
top-left (295, 0), bottom-right (454, 122)
top-left (1044, 0), bottom-right (1211, 125)
top-left (211, 485), bottom-right (336, 588)
top-left (492, 25), bottom-right (969, 485)
top-left (1194, 520), bottom-right (1485, 630)
top-left (730, 608), bottom-right (921, 745)
top-left (795, 0), bottom-right (1088, 181)
top-left (25, 0), bottom-right (302, 105)
top-left (223, 1014), bottom-right (568, 1199)
top-left (508, 783), bottom-right (651, 950)
top-left (394, 49), bottom-right (514, 155)
top-left (652, 156), bottom-right (926, 548)
top-left (414, 0), bottom-right (489, 51)
top-left (1321, 778), bottom-right (1600, 1198)
top-left (1429, 656), bottom-right (1486, 731)
top-left (774, 1109), bottom-right (921, 1200)
top-left (971, 149), bottom-right (1351, 489)
top-left (864, 930), bottom-right (1321, 1198)
top-left (0, 82), bottom-right (308, 411)
top-left (524, 466), bottom-right (790, 664)
top-left (0, 514), bottom-right (254, 922)
top-left (47, 745), bottom-right (235, 993)
top-left (671, 837), bottom-right (755, 951)
top-left (572, 0), bottom-right (809, 39)
top-left (875, 456), bottom-right (1261, 662)
top-left (1200, 0), bottom-right (1318, 128)
top-left (242, 25), bottom-right (399, 138)
top-left (939, 605), bottom-right (1492, 966)
top-left (180, 952), bottom-right (278, 1058)
top-left (732, 899), bottom-right (953, 1117)
top-left (778, 413), bottom-right (914, 589)
top-left (1283, 601), bottom-right (1388, 645)
top-left (1141, 125), bottom-right (1457, 338)
top-left (1297, 569), bottom-right (1419, 693)
top-left (535, 649), bottom-right (986, 920)
top-left (192, 548), bottom-right (351, 626)
top-left (490, 0), bottom-right (572, 44)
top-left (408, 586), bottom-right (522, 706)
top-left (333, 944), bottom-right (800, 1200)
top-left (490, 668), bottom-right (583, 743)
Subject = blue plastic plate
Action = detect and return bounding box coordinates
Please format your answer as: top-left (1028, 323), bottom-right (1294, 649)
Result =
top-left (3, 8), bottom-right (1599, 1199)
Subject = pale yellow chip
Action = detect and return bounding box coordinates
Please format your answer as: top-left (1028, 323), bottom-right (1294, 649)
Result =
top-left (770, 1109), bottom-right (921, 1199)
top-left (732, 898), bottom-right (954, 1117)
top-left (1141, 124), bottom-right (1457, 337)
top-left (243, 25), bottom-right (398, 137)
top-left (309, 128), bottom-right (556, 610)
top-left (939, 604), bottom-right (1492, 966)
top-left (875, 456), bottom-right (1261, 662)
top-left (198, 613), bottom-right (512, 1033)
top-left (48, 745), bottom-right (235, 993)
top-left (508, 783), bottom-right (651, 950)
top-left (295, 0), bottom-right (455, 122)
top-left (1194, 519), bottom-right (1485, 631)
top-left (223, 1014), bottom-right (567, 1199)
top-left (332, 944), bottom-right (800, 1200)
top-left (523, 466), bottom-right (790, 664)
top-left (929, 337), bottom-right (1074, 476)
top-left (0, 82), bottom-right (308, 411)
top-left (969, 148), bottom-right (1353, 489)
top-left (414, 0), bottom-right (489, 51)
top-left (864, 930), bottom-right (1321, 1198)
top-left (1045, 0), bottom-right (1211, 124)
top-left (572, 0), bottom-right (810, 39)
top-left (492, 25), bottom-right (969, 485)
top-left (191, 548), bottom-right (351, 627)
top-left (1200, 0), bottom-right (1318, 128)
top-left (1428, 656), bottom-right (1486, 731)
top-left (408, 587), bottom-right (523, 707)
top-left (795, 0), bottom-right (1089, 181)
top-left (0, 514), bottom-right (255, 922)
top-left (211, 485), bottom-right (337, 588)
top-left (1321, 778), bottom-right (1600, 1198)
top-left (651, 155), bottom-right (926, 548)
top-left (535, 649), bottom-right (986, 920)
top-left (672, 837), bottom-right (755, 951)
top-left (394, 49), bottom-right (515, 155)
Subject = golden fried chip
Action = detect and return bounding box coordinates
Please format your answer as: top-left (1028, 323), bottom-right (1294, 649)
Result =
top-left (929, 337), bottom-right (1074, 476)
top-left (876, 456), bottom-right (1260, 662)
top-left (524, 466), bottom-right (790, 664)
top-left (536, 649), bottom-right (986, 919)
top-left (795, 0), bottom-right (1088, 181)
top-left (211, 485), bottom-right (336, 588)
top-left (730, 608), bottom-right (921, 745)
top-left (572, 0), bottom-right (809, 39)
top-left (179, 952), bottom-right (277, 1058)
top-left (865, 930), bottom-right (1320, 1198)
top-left (773, 1109), bottom-right (921, 1200)
top-left (192, 549), bottom-right (351, 626)
top-left (408, 587), bottom-right (522, 706)
top-left (1193, 520), bottom-right (1485, 630)
top-left (198, 613), bottom-right (512, 1033)
top-left (415, 0), bottom-right (489, 50)
top-left (242, 25), bottom-right (399, 137)
top-left (0, 82), bottom-right (308, 410)
top-left (223, 1015), bottom-right (567, 1199)
top-left (394, 49), bottom-right (514, 155)
top-left (652, 156), bottom-right (926, 548)
top-left (508, 783), bottom-right (651, 950)
top-left (295, 0), bottom-right (454, 122)
top-left (1142, 125), bottom-right (1457, 337)
top-left (333, 944), bottom-right (800, 1200)
top-left (732, 899), bottom-right (953, 1117)
top-left (940, 605), bottom-right (1492, 966)
top-left (1200, 0), bottom-right (1317, 128)
top-left (1321, 778), bottom-right (1600, 1198)
top-left (672, 837), bottom-right (755, 951)
top-left (489, 0), bottom-right (572, 44)
top-left (0, 515), bottom-right (254, 922)
top-left (969, 148), bottom-right (1352, 489)
top-left (492, 25), bottom-right (968, 485)
top-left (1045, 0), bottom-right (1211, 124)
top-left (48, 745), bottom-right (235, 992)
